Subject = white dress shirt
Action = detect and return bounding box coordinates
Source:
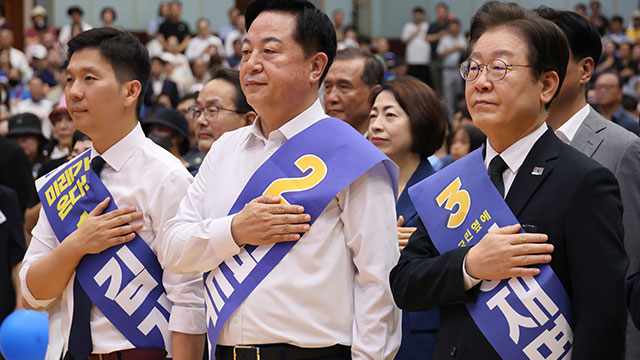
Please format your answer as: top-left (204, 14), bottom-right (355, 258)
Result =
top-left (401, 22), bottom-right (430, 65)
top-left (20, 123), bottom-right (205, 354)
top-left (555, 104), bottom-right (591, 144)
top-left (463, 123), bottom-right (548, 289)
top-left (161, 99), bottom-right (402, 359)
top-left (12, 97), bottom-right (53, 139)
top-left (185, 34), bottom-right (225, 59)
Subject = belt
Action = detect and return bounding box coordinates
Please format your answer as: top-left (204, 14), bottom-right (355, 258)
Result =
top-left (86, 348), bottom-right (167, 360)
top-left (216, 344), bottom-right (351, 360)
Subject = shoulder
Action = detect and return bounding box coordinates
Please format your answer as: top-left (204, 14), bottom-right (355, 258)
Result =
top-left (138, 139), bottom-right (191, 178)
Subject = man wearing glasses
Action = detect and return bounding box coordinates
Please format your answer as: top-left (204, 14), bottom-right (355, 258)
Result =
top-left (391, 2), bottom-right (627, 359)
top-left (189, 68), bottom-right (256, 155)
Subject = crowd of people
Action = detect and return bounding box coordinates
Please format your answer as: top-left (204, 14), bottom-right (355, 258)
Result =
top-left (1, 0), bottom-right (640, 359)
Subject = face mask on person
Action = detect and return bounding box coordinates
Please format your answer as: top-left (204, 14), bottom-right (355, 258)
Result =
top-left (8, 79), bottom-right (19, 87)
top-left (35, 20), bottom-right (47, 30)
top-left (148, 133), bottom-right (173, 151)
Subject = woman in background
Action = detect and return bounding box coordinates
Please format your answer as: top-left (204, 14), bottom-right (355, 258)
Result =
top-left (368, 77), bottom-right (446, 360)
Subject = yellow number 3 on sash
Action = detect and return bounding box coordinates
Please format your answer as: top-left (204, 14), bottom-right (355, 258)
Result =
top-left (435, 177), bottom-right (471, 229)
top-left (263, 154), bottom-right (328, 205)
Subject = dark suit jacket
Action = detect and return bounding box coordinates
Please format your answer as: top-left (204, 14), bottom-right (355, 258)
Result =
top-left (0, 185), bottom-right (26, 323)
top-left (395, 159), bottom-right (439, 360)
top-left (144, 78), bottom-right (179, 108)
top-left (390, 129), bottom-right (628, 359)
top-left (0, 136), bottom-right (37, 213)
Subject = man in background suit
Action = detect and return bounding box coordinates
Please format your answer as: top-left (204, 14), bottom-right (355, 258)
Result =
top-left (538, 9), bottom-right (640, 360)
top-left (390, 2), bottom-right (628, 359)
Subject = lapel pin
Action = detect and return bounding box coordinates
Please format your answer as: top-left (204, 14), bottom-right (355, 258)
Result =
top-left (531, 167), bottom-right (544, 175)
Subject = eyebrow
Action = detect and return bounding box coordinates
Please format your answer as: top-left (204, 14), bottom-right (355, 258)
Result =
top-left (242, 36), bottom-right (284, 45)
top-left (470, 49), bottom-right (516, 59)
top-left (67, 65), bottom-right (102, 74)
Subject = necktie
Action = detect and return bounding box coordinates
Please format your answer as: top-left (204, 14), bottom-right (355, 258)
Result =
top-left (488, 155), bottom-right (509, 198)
top-left (66, 156), bottom-right (105, 360)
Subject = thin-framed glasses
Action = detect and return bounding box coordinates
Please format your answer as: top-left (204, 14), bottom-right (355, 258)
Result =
top-left (459, 59), bottom-right (532, 82)
top-left (188, 105), bottom-right (241, 120)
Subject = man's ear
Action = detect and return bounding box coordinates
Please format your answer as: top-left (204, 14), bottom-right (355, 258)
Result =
top-left (539, 70), bottom-right (560, 106)
top-left (309, 52), bottom-right (329, 85)
top-left (123, 80), bottom-right (142, 109)
top-left (579, 57), bottom-right (596, 85)
top-left (244, 111), bottom-right (257, 126)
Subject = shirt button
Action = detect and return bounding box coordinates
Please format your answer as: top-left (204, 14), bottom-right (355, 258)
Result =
top-left (450, 346), bottom-right (457, 357)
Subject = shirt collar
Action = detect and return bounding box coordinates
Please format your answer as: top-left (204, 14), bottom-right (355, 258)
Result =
top-left (90, 123), bottom-right (145, 172)
top-left (555, 104), bottom-right (591, 144)
top-left (245, 98), bottom-right (327, 143)
top-left (485, 122), bottom-right (548, 174)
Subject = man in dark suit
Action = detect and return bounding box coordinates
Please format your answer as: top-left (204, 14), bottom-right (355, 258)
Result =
top-left (0, 184), bottom-right (26, 324)
top-left (538, 9), bottom-right (640, 360)
top-left (390, 2), bottom-right (628, 359)
top-left (144, 56), bottom-right (179, 108)
top-left (0, 136), bottom-right (37, 214)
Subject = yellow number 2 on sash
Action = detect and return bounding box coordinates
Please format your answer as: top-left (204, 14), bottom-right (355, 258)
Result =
top-left (435, 177), bottom-right (471, 229)
top-left (263, 154), bottom-right (328, 205)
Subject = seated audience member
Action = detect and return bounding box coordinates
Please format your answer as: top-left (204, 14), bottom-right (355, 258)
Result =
top-left (191, 68), bottom-right (255, 155)
top-left (145, 55), bottom-right (179, 109)
top-left (176, 93), bottom-right (204, 172)
top-left (451, 105), bottom-right (473, 131)
top-left (594, 70), bottom-right (640, 135)
top-left (427, 120), bottom-right (453, 171)
top-left (596, 40), bottom-right (623, 74)
top-left (603, 15), bottom-right (632, 45)
top-left (25, 6), bottom-right (57, 47)
top-left (450, 125), bottom-right (486, 162)
top-left (0, 82), bottom-right (10, 135)
top-left (368, 77), bottom-right (446, 359)
top-left (142, 107), bottom-right (195, 174)
top-left (187, 57), bottom-right (211, 93)
top-left (7, 113), bottom-right (48, 178)
top-left (186, 18), bottom-right (225, 60)
top-left (58, 6), bottom-right (92, 47)
top-left (0, 29), bottom-right (32, 80)
top-left (11, 76), bottom-right (53, 139)
top-left (46, 97), bottom-right (74, 161)
top-left (100, 7), bottom-right (117, 28)
top-left (226, 38), bottom-right (243, 69)
top-left (38, 131), bottom-right (92, 179)
top-left (158, 0), bottom-right (191, 53)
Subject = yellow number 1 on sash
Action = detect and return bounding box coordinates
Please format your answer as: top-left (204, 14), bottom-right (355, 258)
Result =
top-left (435, 177), bottom-right (471, 229)
top-left (263, 154), bottom-right (328, 205)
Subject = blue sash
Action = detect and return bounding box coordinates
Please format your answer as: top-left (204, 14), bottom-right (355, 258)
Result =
top-left (408, 148), bottom-right (573, 359)
top-left (203, 118), bottom-right (397, 357)
top-left (37, 151), bottom-right (171, 352)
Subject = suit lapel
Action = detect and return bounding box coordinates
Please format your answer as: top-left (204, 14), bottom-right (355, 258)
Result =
top-left (505, 129), bottom-right (560, 217)
top-left (397, 159), bottom-right (435, 226)
top-left (571, 109), bottom-right (606, 158)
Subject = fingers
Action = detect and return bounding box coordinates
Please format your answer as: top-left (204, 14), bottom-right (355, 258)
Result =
top-left (89, 197), bottom-right (111, 216)
top-left (489, 223), bottom-right (520, 234)
top-left (397, 216), bottom-right (404, 227)
top-left (398, 239), bottom-right (408, 251)
top-left (107, 222), bottom-right (144, 237)
top-left (268, 223), bottom-right (310, 235)
top-left (509, 233), bottom-right (549, 245)
top-left (268, 203), bottom-right (305, 215)
top-left (255, 194), bottom-right (284, 204)
top-left (508, 266), bottom-right (542, 278)
top-left (106, 210), bottom-right (144, 228)
top-left (271, 213), bottom-right (311, 225)
top-left (512, 254), bottom-right (552, 267)
top-left (512, 243), bottom-right (554, 256)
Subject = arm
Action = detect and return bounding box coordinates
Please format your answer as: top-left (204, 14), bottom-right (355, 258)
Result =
top-left (401, 24), bottom-right (421, 44)
top-left (172, 332), bottom-right (206, 360)
top-left (343, 163), bottom-right (401, 360)
top-left (567, 167), bottom-right (627, 358)
top-left (178, 35), bottom-right (192, 53)
top-left (24, 198), bottom-right (142, 301)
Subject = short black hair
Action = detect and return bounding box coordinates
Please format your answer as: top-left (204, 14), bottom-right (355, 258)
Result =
top-left (210, 68), bottom-right (255, 114)
top-left (66, 27), bottom-right (151, 116)
top-left (469, 1), bottom-right (569, 109)
top-left (245, 0), bottom-right (337, 84)
top-left (178, 92), bottom-right (198, 105)
top-left (370, 77), bottom-right (446, 159)
top-left (413, 7), bottom-right (424, 14)
top-left (536, 7), bottom-right (601, 64)
top-left (334, 48), bottom-right (384, 88)
top-left (611, 15), bottom-right (624, 25)
top-left (72, 130), bottom-right (90, 147)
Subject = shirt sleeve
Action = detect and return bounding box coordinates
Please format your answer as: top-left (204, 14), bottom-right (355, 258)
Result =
top-left (20, 206), bottom-right (60, 308)
top-left (150, 169), bottom-right (207, 334)
top-left (340, 162), bottom-right (402, 360)
top-left (159, 151), bottom-right (241, 275)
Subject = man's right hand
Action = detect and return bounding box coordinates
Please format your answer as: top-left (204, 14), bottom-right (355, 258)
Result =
top-left (465, 224), bottom-right (553, 281)
top-left (231, 194), bottom-right (311, 247)
top-left (66, 197), bottom-right (143, 256)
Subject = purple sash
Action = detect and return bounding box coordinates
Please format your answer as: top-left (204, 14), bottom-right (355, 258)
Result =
top-left (409, 148), bottom-right (573, 359)
top-left (38, 151), bottom-right (171, 352)
top-left (203, 118), bottom-right (397, 358)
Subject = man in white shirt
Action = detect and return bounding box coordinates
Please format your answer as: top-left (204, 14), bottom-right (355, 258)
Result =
top-left (391, 2), bottom-right (627, 358)
top-left (185, 18), bottom-right (225, 60)
top-left (538, 9), bottom-right (640, 360)
top-left (0, 29), bottom-right (33, 80)
top-left (12, 76), bottom-right (53, 139)
top-left (401, 7), bottom-right (431, 85)
top-left (161, 1), bottom-right (401, 359)
top-left (58, 6), bottom-right (92, 47)
top-left (20, 27), bottom-right (205, 360)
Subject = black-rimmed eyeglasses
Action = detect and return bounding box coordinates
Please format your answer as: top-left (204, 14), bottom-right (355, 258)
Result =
top-left (188, 105), bottom-right (241, 120)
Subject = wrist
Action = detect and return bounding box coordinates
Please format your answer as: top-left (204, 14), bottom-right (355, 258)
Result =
top-left (230, 215), bottom-right (245, 247)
